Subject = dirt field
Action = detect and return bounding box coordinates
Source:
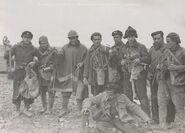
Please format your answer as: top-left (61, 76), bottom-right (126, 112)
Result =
top-left (0, 74), bottom-right (184, 133)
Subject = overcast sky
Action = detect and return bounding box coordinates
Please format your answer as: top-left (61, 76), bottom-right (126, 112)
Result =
top-left (0, 0), bottom-right (185, 48)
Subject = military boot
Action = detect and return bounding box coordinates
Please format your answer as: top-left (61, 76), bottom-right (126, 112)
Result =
top-left (40, 92), bottom-right (47, 113)
top-left (58, 96), bottom-right (70, 118)
top-left (23, 106), bottom-right (33, 117)
top-left (14, 103), bottom-right (21, 117)
top-left (45, 93), bottom-right (55, 114)
top-left (76, 99), bottom-right (82, 117)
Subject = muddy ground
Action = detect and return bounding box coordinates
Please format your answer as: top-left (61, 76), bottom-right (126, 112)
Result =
top-left (0, 74), bottom-right (184, 133)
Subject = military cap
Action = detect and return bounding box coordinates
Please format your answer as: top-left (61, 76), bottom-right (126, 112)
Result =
top-left (39, 36), bottom-right (49, 44)
top-left (166, 32), bottom-right (181, 44)
top-left (151, 31), bottom-right (164, 38)
top-left (21, 31), bottom-right (33, 39)
top-left (68, 30), bottom-right (78, 38)
top-left (112, 30), bottom-right (123, 37)
top-left (123, 26), bottom-right (138, 39)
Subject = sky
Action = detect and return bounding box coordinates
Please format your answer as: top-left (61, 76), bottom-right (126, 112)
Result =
top-left (0, 0), bottom-right (185, 48)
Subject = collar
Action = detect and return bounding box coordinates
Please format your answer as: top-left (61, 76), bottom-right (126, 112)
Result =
top-left (20, 41), bottom-right (32, 46)
top-left (126, 40), bottom-right (138, 48)
top-left (39, 46), bottom-right (52, 56)
top-left (153, 42), bottom-right (164, 50)
top-left (89, 44), bottom-right (102, 52)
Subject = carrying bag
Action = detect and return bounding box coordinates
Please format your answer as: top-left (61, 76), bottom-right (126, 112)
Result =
top-left (19, 67), bottom-right (40, 99)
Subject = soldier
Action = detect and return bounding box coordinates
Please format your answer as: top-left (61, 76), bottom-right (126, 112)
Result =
top-left (54, 30), bottom-right (88, 117)
top-left (148, 31), bottom-right (175, 124)
top-left (82, 83), bottom-right (151, 133)
top-left (121, 26), bottom-right (151, 117)
top-left (83, 32), bottom-right (109, 96)
top-left (108, 30), bottom-right (124, 84)
top-left (38, 36), bottom-right (57, 114)
top-left (4, 31), bottom-right (39, 117)
top-left (157, 32), bottom-right (185, 128)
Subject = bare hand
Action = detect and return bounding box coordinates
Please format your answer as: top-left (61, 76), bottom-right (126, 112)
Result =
top-left (133, 58), bottom-right (140, 64)
top-left (77, 62), bottom-right (83, 68)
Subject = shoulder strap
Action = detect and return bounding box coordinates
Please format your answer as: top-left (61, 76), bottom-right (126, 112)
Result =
top-left (165, 49), bottom-right (182, 65)
top-left (43, 48), bottom-right (57, 66)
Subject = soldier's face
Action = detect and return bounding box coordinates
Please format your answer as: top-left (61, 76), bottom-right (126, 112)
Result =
top-left (39, 43), bottom-right (48, 51)
top-left (69, 36), bottom-right (78, 45)
top-left (127, 36), bottom-right (136, 44)
top-left (92, 35), bottom-right (102, 46)
top-left (113, 35), bottom-right (122, 43)
top-left (22, 37), bottom-right (32, 44)
top-left (153, 34), bottom-right (163, 45)
top-left (166, 37), bottom-right (177, 50)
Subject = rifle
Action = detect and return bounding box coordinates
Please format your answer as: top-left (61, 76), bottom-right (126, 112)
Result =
top-left (121, 56), bottom-right (148, 101)
top-left (162, 49), bottom-right (182, 85)
top-left (2, 36), bottom-right (14, 79)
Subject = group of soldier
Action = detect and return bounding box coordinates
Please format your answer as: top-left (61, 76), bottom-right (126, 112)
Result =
top-left (3, 26), bottom-right (185, 133)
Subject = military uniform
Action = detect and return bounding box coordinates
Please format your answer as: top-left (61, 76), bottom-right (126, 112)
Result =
top-left (37, 36), bottom-right (57, 113)
top-left (54, 30), bottom-right (88, 116)
top-left (149, 42), bottom-right (175, 124)
top-left (4, 31), bottom-right (39, 115)
top-left (83, 44), bottom-right (109, 96)
top-left (157, 33), bottom-right (185, 127)
top-left (122, 26), bottom-right (151, 117)
top-left (83, 84), bottom-right (150, 133)
top-left (158, 46), bottom-right (185, 125)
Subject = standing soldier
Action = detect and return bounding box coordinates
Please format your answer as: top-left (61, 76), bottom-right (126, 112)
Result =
top-left (157, 32), bottom-right (185, 128)
top-left (148, 31), bottom-right (175, 125)
top-left (54, 30), bottom-right (88, 117)
top-left (83, 32), bottom-right (109, 96)
top-left (38, 36), bottom-right (57, 114)
top-left (4, 31), bottom-right (39, 117)
top-left (121, 26), bottom-right (151, 117)
top-left (109, 30), bottom-right (133, 100)
top-left (108, 30), bottom-right (124, 85)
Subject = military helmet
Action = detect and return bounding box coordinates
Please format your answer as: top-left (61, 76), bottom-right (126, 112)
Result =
top-left (68, 30), bottom-right (78, 38)
top-left (123, 26), bottom-right (137, 39)
top-left (21, 31), bottom-right (33, 39)
top-left (39, 36), bottom-right (49, 44)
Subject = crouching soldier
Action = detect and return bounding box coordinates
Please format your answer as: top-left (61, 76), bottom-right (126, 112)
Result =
top-left (82, 83), bottom-right (152, 133)
top-left (4, 31), bottom-right (39, 117)
top-left (38, 36), bottom-right (57, 114)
